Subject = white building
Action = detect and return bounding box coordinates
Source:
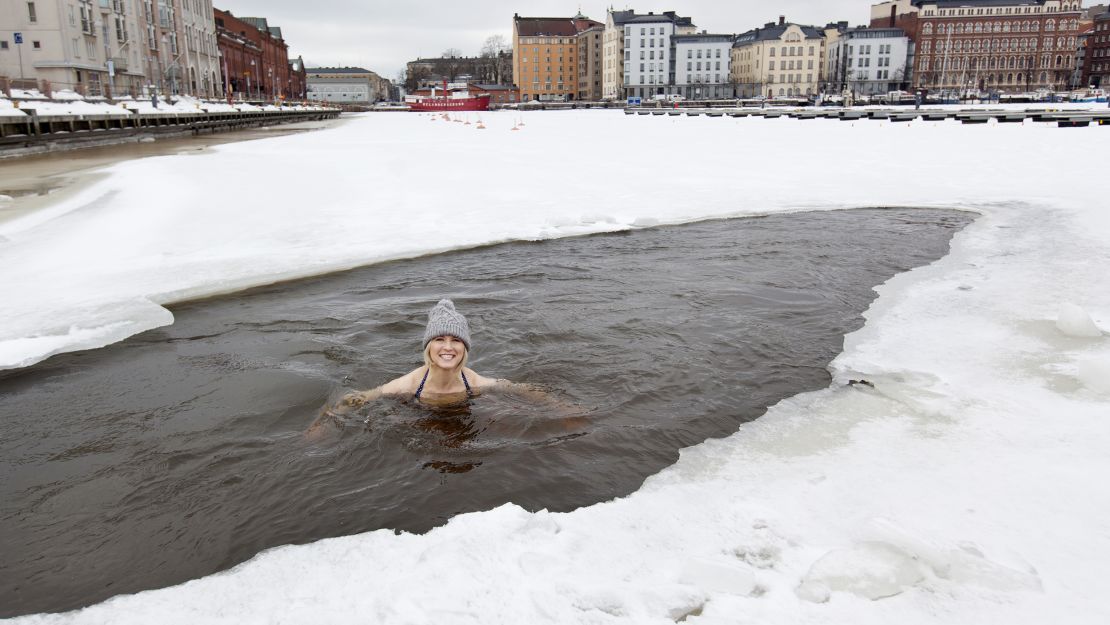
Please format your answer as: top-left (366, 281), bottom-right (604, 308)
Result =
top-left (605, 10), bottom-right (696, 100)
top-left (826, 27), bottom-right (911, 95)
top-left (306, 67), bottom-right (386, 104)
top-left (0, 0), bottom-right (221, 98)
top-left (672, 33), bottom-right (733, 99)
top-left (0, 0), bottom-right (147, 96)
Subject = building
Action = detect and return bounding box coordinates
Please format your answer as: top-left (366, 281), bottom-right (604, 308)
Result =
top-left (911, 0), bottom-right (1085, 93)
top-left (600, 9), bottom-right (697, 100)
top-left (576, 21), bottom-right (604, 101)
top-left (306, 66), bottom-right (389, 104)
top-left (468, 83), bottom-right (520, 105)
top-left (288, 54), bottom-right (306, 99)
top-left (826, 27), bottom-right (911, 95)
top-left (213, 9), bottom-right (293, 100)
top-left (615, 11), bottom-right (698, 99)
top-left (1082, 9), bottom-right (1110, 87)
top-left (0, 0), bottom-right (221, 98)
top-left (672, 33), bottom-right (734, 100)
top-left (871, 0), bottom-right (925, 40)
top-left (133, 0), bottom-right (221, 98)
top-left (0, 0), bottom-right (144, 96)
top-left (512, 13), bottom-right (604, 101)
top-left (405, 54), bottom-right (509, 91)
top-left (237, 16), bottom-right (290, 99)
top-left (176, 0), bottom-right (220, 97)
top-left (731, 17), bottom-right (825, 99)
top-left (214, 8), bottom-right (261, 99)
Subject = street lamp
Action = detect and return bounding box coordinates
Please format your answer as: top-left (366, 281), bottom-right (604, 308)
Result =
top-left (267, 67), bottom-right (273, 100)
top-left (250, 59), bottom-right (256, 100)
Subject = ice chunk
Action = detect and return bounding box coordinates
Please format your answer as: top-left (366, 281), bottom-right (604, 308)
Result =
top-left (678, 557), bottom-right (756, 596)
top-left (1056, 303), bottom-right (1103, 338)
top-left (0, 194), bottom-right (13, 203)
top-left (632, 217), bottom-right (660, 227)
top-left (866, 518), bottom-right (1043, 592)
top-left (796, 541), bottom-right (925, 601)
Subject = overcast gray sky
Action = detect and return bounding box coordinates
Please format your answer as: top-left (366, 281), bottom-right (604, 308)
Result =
top-left (218, 1), bottom-right (876, 80)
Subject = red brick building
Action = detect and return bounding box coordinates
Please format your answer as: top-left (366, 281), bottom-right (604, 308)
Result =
top-left (911, 0), bottom-right (1084, 92)
top-left (1082, 9), bottom-right (1110, 88)
top-left (215, 9), bottom-right (262, 99)
top-left (469, 83), bottom-right (521, 104)
top-left (214, 8), bottom-right (293, 100)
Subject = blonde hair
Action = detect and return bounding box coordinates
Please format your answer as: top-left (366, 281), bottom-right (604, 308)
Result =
top-left (422, 339), bottom-right (468, 372)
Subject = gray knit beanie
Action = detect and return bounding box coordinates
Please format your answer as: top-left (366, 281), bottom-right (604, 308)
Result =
top-left (422, 299), bottom-right (471, 350)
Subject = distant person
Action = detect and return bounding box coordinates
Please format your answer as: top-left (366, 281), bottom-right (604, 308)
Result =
top-left (151, 91), bottom-right (158, 109)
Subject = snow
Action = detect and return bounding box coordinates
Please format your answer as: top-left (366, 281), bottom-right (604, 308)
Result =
top-left (4, 110), bottom-right (1110, 624)
top-left (0, 94), bottom-right (331, 118)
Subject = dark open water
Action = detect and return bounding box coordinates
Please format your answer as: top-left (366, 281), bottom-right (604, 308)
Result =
top-left (0, 208), bottom-right (971, 616)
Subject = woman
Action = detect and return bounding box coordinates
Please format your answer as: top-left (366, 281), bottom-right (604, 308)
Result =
top-left (306, 299), bottom-right (582, 439)
top-left (311, 299), bottom-right (502, 427)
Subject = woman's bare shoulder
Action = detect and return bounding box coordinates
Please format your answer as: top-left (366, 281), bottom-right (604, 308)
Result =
top-left (465, 369), bottom-right (510, 389)
top-left (379, 367), bottom-right (424, 395)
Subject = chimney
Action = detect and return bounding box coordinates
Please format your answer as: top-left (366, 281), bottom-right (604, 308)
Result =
top-left (889, 5), bottom-right (897, 28)
top-left (779, 15), bottom-right (785, 26)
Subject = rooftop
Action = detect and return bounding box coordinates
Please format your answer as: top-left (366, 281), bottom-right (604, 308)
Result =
top-left (911, 0), bottom-right (1051, 8)
top-left (734, 22), bottom-right (824, 46)
top-left (514, 15), bottom-right (604, 37)
top-left (610, 9), bottom-right (694, 28)
top-left (306, 67), bottom-right (374, 74)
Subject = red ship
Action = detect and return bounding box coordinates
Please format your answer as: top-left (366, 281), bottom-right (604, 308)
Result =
top-left (405, 80), bottom-right (491, 112)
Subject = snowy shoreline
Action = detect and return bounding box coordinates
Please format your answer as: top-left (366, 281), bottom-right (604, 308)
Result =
top-left (5, 111), bottom-right (1109, 623)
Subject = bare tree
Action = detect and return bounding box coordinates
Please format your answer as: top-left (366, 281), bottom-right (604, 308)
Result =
top-left (435, 49), bottom-right (467, 82)
top-left (477, 35), bottom-right (517, 84)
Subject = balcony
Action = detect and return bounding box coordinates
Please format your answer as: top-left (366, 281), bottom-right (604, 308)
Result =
top-left (110, 57), bottom-right (128, 72)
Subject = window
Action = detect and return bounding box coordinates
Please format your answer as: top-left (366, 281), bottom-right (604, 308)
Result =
top-left (33, 40), bottom-right (41, 49)
top-left (28, 1), bottom-right (37, 22)
top-left (0, 41), bottom-right (8, 50)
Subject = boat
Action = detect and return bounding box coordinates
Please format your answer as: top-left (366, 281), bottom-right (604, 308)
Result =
top-left (1068, 88), bottom-right (1107, 104)
top-left (405, 81), bottom-right (490, 112)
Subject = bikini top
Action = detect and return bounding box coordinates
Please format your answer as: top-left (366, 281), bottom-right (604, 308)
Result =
top-left (413, 368), bottom-right (474, 401)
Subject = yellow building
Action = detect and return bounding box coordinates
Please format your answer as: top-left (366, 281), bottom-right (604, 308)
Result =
top-left (512, 13), bottom-right (603, 101)
top-left (731, 18), bottom-right (826, 99)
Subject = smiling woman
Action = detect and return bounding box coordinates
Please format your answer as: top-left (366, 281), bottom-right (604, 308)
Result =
top-left (309, 299), bottom-right (508, 433)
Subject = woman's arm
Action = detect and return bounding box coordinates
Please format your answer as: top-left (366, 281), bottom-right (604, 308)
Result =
top-left (304, 372), bottom-right (417, 440)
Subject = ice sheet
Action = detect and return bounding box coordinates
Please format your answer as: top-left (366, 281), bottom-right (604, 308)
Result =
top-left (4, 110), bottom-right (1110, 624)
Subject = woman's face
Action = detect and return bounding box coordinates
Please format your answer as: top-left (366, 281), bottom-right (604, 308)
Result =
top-left (428, 335), bottom-right (466, 369)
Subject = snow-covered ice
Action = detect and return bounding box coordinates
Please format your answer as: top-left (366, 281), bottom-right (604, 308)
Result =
top-left (3, 110), bottom-right (1110, 624)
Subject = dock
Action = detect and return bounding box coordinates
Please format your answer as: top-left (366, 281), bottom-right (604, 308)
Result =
top-left (624, 106), bottom-right (1110, 128)
top-left (0, 106), bottom-right (342, 157)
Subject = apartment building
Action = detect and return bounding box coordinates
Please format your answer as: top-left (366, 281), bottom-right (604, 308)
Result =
top-left (134, 0), bottom-right (220, 97)
top-left (602, 9), bottom-right (695, 100)
top-left (1082, 8), bottom-right (1110, 87)
top-left (911, 0), bottom-right (1084, 92)
top-left (0, 0), bottom-right (149, 97)
top-left (827, 27), bottom-right (911, 95)
top-left (512, 12), bottom-right (603, 101)
top-left (731, 17), bottom-right (825, 98)
top-left (672, 33), bottom-right (733, 100)
top-left (576, 22), bottom-right (603, 101)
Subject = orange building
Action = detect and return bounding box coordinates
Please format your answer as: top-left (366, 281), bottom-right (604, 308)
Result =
top-left (513, 13), bottom-right (604, 101)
